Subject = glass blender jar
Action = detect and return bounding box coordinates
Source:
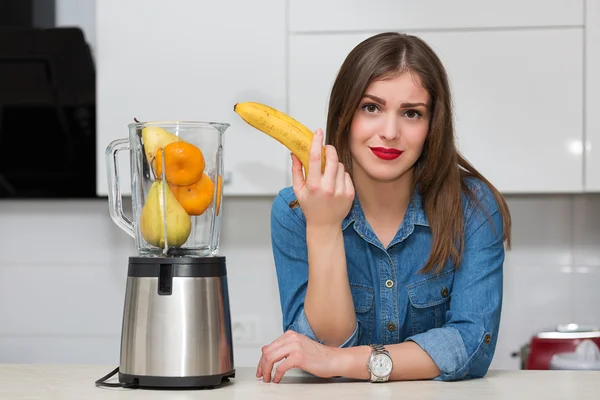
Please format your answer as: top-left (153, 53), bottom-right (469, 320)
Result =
top-left (98, 120), bottom-right (235, 390)
top-left (106, 120), bottom-right (228, 257)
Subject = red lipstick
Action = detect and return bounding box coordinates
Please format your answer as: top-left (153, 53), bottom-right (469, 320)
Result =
top-left (370, 147), bottom-right (403, 160)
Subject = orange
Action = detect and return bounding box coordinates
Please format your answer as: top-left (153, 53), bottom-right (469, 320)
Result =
top-left (215, 175), bottom-right (222, 216)
top-left (170, 173), bottom-right (214, 216)
top-left (155, 142), bottom-right (205, 186)
top-left (154, 147), bottom-right (166, 179)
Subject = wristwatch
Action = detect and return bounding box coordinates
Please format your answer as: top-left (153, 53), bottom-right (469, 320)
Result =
top-left (366, 344), bottom-right (393, 382)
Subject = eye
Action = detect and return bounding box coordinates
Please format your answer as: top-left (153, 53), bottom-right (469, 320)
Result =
top-left (403, 110), bottom-right (422, 119)
top-left (361, 103), bottom-right (380, 113)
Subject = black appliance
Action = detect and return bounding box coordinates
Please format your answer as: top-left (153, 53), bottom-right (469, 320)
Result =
top-left (0, 25), bottom-right (96, 198)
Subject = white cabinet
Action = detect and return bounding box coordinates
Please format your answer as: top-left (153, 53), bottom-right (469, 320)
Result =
top-left (586, 0), bottom-right (600, 192)
top-left (290, 0), bottom-right (583, 33)
top-left (93, 0), bottom-right (595, 195)
top-left (96, 0), bottom-right (288, 196)
top-left (289, 28), bottom-right (584, 193)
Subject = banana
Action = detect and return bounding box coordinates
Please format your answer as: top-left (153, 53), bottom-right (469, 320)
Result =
top-left (233, 102), bottom-right (326, 175)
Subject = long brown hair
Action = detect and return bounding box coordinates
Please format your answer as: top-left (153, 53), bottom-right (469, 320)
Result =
top-left (325, 32), bottom-right (511, 275)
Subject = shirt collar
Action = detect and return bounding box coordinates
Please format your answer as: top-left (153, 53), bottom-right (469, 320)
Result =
top-left (342, 185), bottom-right (429, 234)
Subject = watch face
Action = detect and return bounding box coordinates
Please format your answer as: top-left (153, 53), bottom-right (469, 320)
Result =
top-left (371, 354), bottom-right (392, 377)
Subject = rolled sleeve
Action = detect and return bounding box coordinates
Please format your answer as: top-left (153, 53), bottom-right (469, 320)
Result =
top-left (291, 308), bottom-right (360, 348)
top-left (407, 327), bottom-right (470, 380)
top-left (406, 182), bottom-right (505, 381)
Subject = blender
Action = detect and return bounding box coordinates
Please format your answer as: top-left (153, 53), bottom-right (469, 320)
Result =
top-left (95, 120), bottom-right (234, 389)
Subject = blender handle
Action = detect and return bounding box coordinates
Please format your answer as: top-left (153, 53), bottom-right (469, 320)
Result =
top-left (106, 138), bottom-right (135, 239)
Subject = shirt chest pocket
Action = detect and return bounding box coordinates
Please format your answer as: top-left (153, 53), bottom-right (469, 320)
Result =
top-left (350, 283), bottom-right (375, 344)
top-left (406, 270), bottom-right (454, 335)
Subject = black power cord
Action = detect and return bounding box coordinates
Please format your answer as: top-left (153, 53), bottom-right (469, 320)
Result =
top-left (95, 366), bottom-right (136, 389)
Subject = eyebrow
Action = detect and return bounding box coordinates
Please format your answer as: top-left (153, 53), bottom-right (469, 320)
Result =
top-left (400, 102), bottom-right (427, 108)
top-left (363, 94), bottom-right (427, 108)
top-left (363, 94), bottom-right (386, 104)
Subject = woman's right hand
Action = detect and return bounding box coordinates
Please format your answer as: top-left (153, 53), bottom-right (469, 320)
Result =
top-left (291, 128), bottom-right (355, 229)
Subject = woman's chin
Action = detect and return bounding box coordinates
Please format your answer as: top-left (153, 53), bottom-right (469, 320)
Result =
top-left (363, 167), bottom-right (413, 183)
top-left (352, 155), bottom-right (416, 184)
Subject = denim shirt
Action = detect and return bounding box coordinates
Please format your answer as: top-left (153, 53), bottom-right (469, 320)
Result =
top-left (270, 177), bottom-right (505, 382)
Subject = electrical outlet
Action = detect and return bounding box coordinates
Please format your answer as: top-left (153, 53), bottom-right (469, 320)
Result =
top-left (232, 316), bottom-right (260, 345)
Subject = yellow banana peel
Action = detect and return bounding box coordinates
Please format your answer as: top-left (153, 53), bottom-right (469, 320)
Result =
top-left (233, 102), bottom-right (326, 175)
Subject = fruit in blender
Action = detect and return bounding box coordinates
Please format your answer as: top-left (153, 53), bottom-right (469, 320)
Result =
top-left (233, 102), bottom-right (326, 175)
top-left (141, 126), bottom-right (180, 174)
top-left (155, 142), bottom-right (205, 186)
top-left (215, 175), bottom-right (222, 216)
top-left (140, 180), bottom-right (192, 248)
top-left (170, 173), bottom-right (214, 216)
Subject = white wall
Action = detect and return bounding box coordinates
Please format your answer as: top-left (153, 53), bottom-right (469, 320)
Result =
top-left (0, 196), bottom-right (281, 368)
top-left (1, 194), bottom-right (600, 370)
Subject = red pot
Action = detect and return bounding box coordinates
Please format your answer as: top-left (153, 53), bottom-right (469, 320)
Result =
top-left (525, 324), bottom-right (600, 370)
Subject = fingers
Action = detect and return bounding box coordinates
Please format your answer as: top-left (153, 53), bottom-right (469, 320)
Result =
top-left (290, 153), bottom-right (305, 195)
top-left (257, 330), bottom-right (302, 383)
top-left (334, 162), bottom-right (346, 195)
top-left (272, 357), bottom-right (297, 383)
top-left (257, 332), bottom-right (289, 382)
top-left (344, 172), bottom-right (355, 198)
top-left (319, 145), bottom-right (339, 192)
top-left (302, 129), bottom-right (348, 200)
top-left (259, 346), bottom-right (287, 383)
top-left (306, 129), bottom-right (324, 185)
top-left (261, 342), bottom-right (301, 383)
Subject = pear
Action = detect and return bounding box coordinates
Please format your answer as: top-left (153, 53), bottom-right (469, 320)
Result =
top-left (140, 181), bottom-right (192, 248)
top-left (141, 126), bottom-right (180, 173)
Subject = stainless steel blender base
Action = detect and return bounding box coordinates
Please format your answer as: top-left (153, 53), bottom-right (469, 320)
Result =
top-left (117, 256), bottom-right (235, 389)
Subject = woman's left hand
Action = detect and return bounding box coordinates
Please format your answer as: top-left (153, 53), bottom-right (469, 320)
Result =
top-left (256, 330), bottom-right (342, 383)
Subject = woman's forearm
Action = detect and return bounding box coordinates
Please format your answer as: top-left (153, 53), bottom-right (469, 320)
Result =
top-left (335, 342), bottom-right (440, 381)
top-left (304, 224), bottom-right (356, 346)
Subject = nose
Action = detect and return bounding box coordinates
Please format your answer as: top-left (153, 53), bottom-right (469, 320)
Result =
top-left (379, 115), bottom-right (400, 141)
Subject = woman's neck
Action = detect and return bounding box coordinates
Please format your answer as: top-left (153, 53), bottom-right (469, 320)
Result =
top-left (352, 166), bottom-right (415, 223)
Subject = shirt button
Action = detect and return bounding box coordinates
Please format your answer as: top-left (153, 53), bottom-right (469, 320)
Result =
top-left (441, 286), bottom-right (449, 297)
top-left (385, 279), bottom-right (394, 288)
top-left (484, 334), bottom-right (492, 345)
top-left (387, 322), bottom-right (396, 332)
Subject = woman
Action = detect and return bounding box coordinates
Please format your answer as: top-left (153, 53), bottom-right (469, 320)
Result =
top-left (257, 32), bottom-right (512, 384)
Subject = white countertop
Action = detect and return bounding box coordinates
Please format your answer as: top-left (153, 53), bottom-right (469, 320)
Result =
top-left (0, 364), bottom-right (598, 399)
